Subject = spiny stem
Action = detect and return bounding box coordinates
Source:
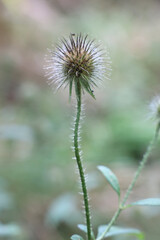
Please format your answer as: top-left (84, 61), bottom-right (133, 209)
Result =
top-left (97, 122), bottom-right (160, 240)
top-left (74, 81), bottom-right (92, 240)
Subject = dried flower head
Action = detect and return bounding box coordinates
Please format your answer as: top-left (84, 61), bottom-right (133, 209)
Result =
top-left (149, 96), bottom-right (160, 121)
top-left (45, 33), bottom-right (110, 99)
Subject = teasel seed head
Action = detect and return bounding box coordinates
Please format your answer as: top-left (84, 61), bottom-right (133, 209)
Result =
top-left (149, 96), bottom-right (160, 122)
top-left (45, 33), bottom-right (110, 100)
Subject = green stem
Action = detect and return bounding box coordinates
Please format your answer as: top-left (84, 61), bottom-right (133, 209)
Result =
top-left (122, 121), bottom-right (160, 206)
top-left (74, 82), bottom-right (92, 240)
top-left (97, 122), bottom-right (160, 240)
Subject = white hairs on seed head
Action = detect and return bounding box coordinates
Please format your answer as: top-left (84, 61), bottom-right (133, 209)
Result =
top-left (44, 33), bottom-right (111, 100)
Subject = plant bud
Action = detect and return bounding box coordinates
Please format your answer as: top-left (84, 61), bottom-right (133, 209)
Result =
top-left (45, 33), bottom-right (110, 99)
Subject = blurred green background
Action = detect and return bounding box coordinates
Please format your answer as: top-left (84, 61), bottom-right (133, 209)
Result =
top-left (0, 0), bottom-right (160, 239)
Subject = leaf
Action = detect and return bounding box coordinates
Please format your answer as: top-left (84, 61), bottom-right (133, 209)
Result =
top-left (78, 224), bottom-right (95, 239)
top-left (97, 166), bottom-right (120, 196)
top-left (69, 80), bottom-right (73, 100)
top-left (0, 223), bottom-right (21, 237)
top-left (129, 198), bottom-right (160, 207)
top-left (97, 225), bottom-right (144, 239)
top-left (78, 224), bottom-right (87, 233)
top-left (71, 234), bottom-right (84, 240)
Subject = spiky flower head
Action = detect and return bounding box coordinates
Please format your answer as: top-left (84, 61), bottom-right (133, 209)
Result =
top-left (45, 33), bottom-right (110, 100)
top-left (149, 96), bottom-right (160, 122)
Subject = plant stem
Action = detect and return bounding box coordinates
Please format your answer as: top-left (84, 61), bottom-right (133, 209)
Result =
top-left (97, 122), bottom-right (160, 240)
top-left (74, 82), bottom-right (92, 240)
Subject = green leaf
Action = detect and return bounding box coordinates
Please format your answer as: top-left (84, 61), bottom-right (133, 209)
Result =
top-left (0, 223), bottom-right (21, 237)
top-left (97, 166), bottom-right (120, 196)
top-left (78, 224), bottom-right (87, 233)
top-left (97, 225), bottom-right (144, 239)
top-left (71, 234), bottom-right (84, 240)
top-left (80, 79), bottom-right (96, 99)
top-left (69, 80), bottom-right (73, 100)
top-left (129, 198), bottom-right (160, 207)
top-left (78, 224), bottom-right (95, 239)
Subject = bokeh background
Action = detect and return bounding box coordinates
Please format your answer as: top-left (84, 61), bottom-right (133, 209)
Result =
top-left (0, 0), bottom-right (160, 239)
